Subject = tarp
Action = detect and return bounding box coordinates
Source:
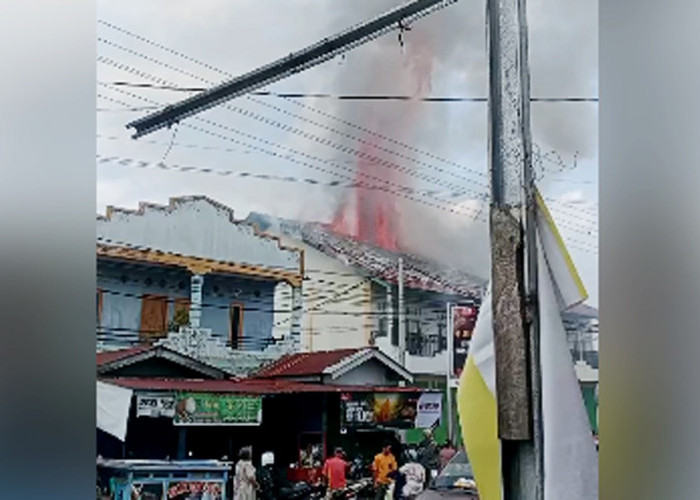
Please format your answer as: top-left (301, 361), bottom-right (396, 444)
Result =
top-left (97, 380), bottom-right (133, 442)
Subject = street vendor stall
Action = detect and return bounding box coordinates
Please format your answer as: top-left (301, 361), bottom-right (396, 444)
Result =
top-left (97, 459), bottom-right (230, 500)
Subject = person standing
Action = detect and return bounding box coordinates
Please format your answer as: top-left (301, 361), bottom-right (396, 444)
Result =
top-left (438, 440), bottom-right (457, 471)
top-left (233, 447), bottom-right (258, 500)
top-left (256, 451), bottom-right (277, 500)
top-left (372, 443), bottom-right (398, 500)
top-left (398, 461), bottom-right (426, 500)
top-left (417, 430), bottom-right (439, 488)
top-left (322, 447), bottom-right (349, 499)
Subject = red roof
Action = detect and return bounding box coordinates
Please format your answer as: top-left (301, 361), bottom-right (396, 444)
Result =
top-left (254, 348), bottom-right (367, 378)
top-left (97, 346), bottom-right (150, 367)
top-left (100, 377), bottom-right (422, 395)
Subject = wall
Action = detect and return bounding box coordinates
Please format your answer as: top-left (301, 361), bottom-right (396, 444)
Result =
top-left (272, 236), bottom-right (371, 351)
top-left (373, 284), bottom-right (466, 375)
top-left (98, 197), bottom-right (301, 273)
top-left (200, 274), bottom-right (275, 350)
top-left (98, 260), bottom-right (276, 350)
top-left (328, 358), bottom-right (394, 386)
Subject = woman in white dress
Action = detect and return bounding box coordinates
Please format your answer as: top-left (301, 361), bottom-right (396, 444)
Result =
top-left (233, 447), bottom-right (258, 500)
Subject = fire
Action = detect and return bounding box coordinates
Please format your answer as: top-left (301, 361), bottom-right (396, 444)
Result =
top-left (330, 32), bottom-right (433, 252)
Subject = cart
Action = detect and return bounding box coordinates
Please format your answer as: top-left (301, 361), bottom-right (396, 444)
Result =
top-left (97, 459), bottom-right (231, 500)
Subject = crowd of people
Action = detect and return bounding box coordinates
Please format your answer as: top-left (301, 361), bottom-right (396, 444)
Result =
top-left (229, 431), bottom-right (459, 500)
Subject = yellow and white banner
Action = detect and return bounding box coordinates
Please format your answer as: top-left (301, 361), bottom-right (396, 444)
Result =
top-left (457, 189), bottom-right (598, 500)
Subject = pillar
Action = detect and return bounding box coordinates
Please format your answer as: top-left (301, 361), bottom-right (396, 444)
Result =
top-left (190, 274), bottom-right (204, 328)
top-left (290, 284), bottom-right (303, 351)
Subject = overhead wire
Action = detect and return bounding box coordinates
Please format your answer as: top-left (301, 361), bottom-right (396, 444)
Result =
top-left (95, 23), bottom-right (591, 250)
top-left (97, 87), bottom-right (598, 247)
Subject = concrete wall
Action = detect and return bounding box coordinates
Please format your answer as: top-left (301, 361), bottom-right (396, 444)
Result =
top-left (272, 236), bottom-right (371, 351)
top-left (98, 197), bottom-right (301, 272)
top-left (328, 358), bottom-right (394, 386)
top-left (97, 261), bottom-right (275, 350)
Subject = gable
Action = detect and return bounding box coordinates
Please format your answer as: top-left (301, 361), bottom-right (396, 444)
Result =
top-left (327, 358), bottom-right (401, 386)
top-left (97, 346), bottom-right (229, 380)
top-left (101, 357), bottom-right (216, 379)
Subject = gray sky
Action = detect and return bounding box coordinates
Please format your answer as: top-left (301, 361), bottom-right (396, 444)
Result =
top-left (96, 0), bottom-right (598, 306)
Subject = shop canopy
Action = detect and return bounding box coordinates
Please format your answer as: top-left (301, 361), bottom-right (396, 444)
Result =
top-left (101, 376), bottom-right (423, 395)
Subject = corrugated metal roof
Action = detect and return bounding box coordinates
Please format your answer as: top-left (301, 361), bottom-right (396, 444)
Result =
top-left (254, 348), bottom-right (366, 378)
top-left (97, 346), bottom-right (150, 367)
top-left (100, 377), bottom-right (422, 394)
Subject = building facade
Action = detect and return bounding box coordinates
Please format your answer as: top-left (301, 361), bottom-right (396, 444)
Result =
top-left (246, 213), bottom-right (485, 376)
top-left (97, 197), bottom-right (304, 353)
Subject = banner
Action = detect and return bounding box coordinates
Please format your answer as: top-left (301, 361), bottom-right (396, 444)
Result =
top-left (415, 392), bottom-right (443, 429)
top-left (167, 480), bottom-right (224, 499)
top-left (341, 393), bottom-right (418, 429)
top-left (452, 305), bottom-right (478, 377)
top-left (97, 381), bottom-right (133, 442)
top-left (173, 393), bottom-right (262, 426)
top-left (137, 393), bottom-right (176, 418)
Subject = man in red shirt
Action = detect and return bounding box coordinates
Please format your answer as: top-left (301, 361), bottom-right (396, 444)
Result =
top-left (322, 447), bottom-right (349, 499)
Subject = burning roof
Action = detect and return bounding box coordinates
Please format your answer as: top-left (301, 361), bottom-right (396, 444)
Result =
top-left (301, 222), bottom-right (484, 297)
top-left (247, 213), bottom-right (484, 298)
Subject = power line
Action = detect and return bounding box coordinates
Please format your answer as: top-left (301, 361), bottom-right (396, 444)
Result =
top-left (100, 81), bottom-right (599, 102)
top-left (98, 89), bottom-right (598, 248)
top-left (96, 27), bottom-right (582, 184)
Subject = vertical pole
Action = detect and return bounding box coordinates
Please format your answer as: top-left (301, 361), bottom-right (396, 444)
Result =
top-left (291, 284), bottom-right (303, 351)
top-left (386, 285), bottom-right (393, 345)
top-left (445, 302), bottom-right (454, 443)
top-left (189, 274), bottom-right (204, 328)
top-left (519, 0), bottom-right (544, 493)
top-left (487, 0), bottom-right (542, 497)
top-left (398, 257), bottom-right (406, 366)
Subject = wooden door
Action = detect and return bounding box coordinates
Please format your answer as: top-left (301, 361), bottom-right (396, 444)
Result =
top-left (139, 294), bottom-right (169, 342)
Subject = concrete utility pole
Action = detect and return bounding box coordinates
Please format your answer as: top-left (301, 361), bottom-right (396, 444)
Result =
top-left (398, 257), bottom-right (406, 367)
top-left (486, 0), bottom-right (543, 498)
top-left (127, 0), bottom-right (459, 138)
top-left (445, 302), bottom-right (455, 443)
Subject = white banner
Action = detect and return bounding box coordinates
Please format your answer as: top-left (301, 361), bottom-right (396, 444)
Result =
top-left (137, 393), bottom-right (176, 418)
top-left (97, 381), bottom-right (133, 442)
top-left (415, 392), bottom-right (442, 429)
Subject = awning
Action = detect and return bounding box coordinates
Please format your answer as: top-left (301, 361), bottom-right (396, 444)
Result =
top-left (101, 377), bottom-right (425, 395)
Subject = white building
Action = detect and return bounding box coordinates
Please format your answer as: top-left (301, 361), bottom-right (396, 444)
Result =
top-left (246, 213), bottom-right (485, 378)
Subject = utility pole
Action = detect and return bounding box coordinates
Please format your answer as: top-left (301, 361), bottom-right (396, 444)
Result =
top-left (445, 302), bottom-right (454, 443)
top-left (487, 0), bottom-right (543, 498)
top-left (398, 257), bottom-right (406, 367)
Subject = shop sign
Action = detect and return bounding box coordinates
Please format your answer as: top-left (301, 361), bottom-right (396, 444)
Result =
top-left (173, 393), bottom-right (262, 426)
top-left (340, 392), bottom-right (418, 429)
top-left (136, 393), bottom-right (176, 418)
top-left (452, 305), bottom-right (478, 377)
top-left (415, 392), bottom-right (442, 429)
top-left (167, 480), bottom-right (224, 499)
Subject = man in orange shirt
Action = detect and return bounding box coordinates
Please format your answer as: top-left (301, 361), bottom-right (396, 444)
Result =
top-left (372, 443), bottom-right (398, 500)
top-left (322, 447), bottom-right (349, 499)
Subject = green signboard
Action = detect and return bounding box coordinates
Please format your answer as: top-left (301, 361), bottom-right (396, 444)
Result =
top-left (173, 393), bottom-right (262, 426)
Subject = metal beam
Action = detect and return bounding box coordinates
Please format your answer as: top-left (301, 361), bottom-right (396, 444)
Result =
top-left (127, 0), bottom-right (459, 138)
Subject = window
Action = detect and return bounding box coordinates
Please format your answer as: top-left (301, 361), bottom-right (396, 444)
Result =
top-left (170, 297), bottom-right (190, 331)
top-left (229, 303), bottom-right (244, 348)
top-left (139, 294), bottom-right (169, 342)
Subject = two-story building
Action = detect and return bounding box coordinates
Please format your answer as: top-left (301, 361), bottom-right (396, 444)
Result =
top-left (97, 196), bottom-right (305, 359)
top-left (246, 213), bottom-right (486, 378)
